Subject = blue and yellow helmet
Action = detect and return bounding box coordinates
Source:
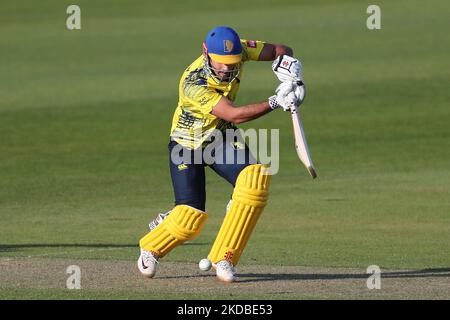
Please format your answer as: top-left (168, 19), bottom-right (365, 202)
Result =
top-left (204, 26), bottom-right (242, 64)
top-left (203, 26), bottom-right (242, 83)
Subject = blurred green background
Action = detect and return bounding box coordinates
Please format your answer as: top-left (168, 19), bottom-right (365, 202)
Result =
top-left (0, 0), bottom-right (449, 294)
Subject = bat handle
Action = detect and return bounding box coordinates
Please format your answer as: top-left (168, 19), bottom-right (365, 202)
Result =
top-left (289, 103), bottom-right (299, 114)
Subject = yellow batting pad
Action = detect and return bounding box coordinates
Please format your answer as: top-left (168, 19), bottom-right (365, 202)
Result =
top-left (139, 205), bottom-right (207, 257)
top-left (208, 164), bottom-right (271, 265)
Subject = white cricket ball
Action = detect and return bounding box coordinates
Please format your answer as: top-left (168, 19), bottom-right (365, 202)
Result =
top-left (198, 258), bottom-right (212, 271)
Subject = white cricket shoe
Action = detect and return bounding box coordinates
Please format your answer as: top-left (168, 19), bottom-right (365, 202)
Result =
top-left (214, 260), bottom-right (237, 283)
top-left (137, 249), bottom-right (159, 278)
top-left (148, 211), bottom-right (171, 231)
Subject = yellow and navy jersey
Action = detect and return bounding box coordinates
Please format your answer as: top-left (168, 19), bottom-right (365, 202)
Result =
top-left (170, 39), bottom-right (265, 149)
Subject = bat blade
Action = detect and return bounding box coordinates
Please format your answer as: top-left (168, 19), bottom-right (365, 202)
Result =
top-left (290, 105), bottom-right (317, 179)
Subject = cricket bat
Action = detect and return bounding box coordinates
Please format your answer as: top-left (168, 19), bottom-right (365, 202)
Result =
top-left (290, 104), bottom-right (317, 179)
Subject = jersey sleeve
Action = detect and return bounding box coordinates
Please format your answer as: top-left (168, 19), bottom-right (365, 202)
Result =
top-left (241, 39), bottom-right (266, 62)
top-left (182, 81), bottom-right (222, 115)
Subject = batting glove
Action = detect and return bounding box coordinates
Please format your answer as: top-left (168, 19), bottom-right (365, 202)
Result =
top-left (269, 82), bottom-right (296, 111)
top-left (293, 82), bottom-right (306, 107)
top-left (272, 55), bottom-right (303, 83)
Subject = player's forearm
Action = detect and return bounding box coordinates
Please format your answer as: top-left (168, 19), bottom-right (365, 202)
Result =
top-left (274, 44), bottom-right (293, 58)
top-left (232, 101), bottom-right (273, 124)
top-left (259, 44), bottom-right (294, 61)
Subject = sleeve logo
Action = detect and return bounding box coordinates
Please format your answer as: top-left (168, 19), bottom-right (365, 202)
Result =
top-left (246, 40), bottom-right (257, 48)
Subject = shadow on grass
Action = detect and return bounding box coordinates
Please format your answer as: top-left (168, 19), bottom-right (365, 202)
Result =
top-left (0, 242), bottom-right (206, 253)
top-left (156, 268), bottom-right (450, 282)
top-left (0, 244), bottom-right (136, 252)
top-left (237, 268), bottom-right (450, 283)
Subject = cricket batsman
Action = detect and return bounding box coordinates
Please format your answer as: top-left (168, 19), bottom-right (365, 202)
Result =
top-left (137, 26), bottom-right (306, 282)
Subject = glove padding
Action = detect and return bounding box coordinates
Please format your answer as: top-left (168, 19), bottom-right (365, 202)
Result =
top-left (272, 55), bottom-right (303, 83)
top-left (293, 83), bottom-right (306, 106)
top-left (268, 82), bottom-right (297, 111)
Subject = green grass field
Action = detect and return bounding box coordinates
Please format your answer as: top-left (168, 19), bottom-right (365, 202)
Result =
top-left (1, 0), bottom-right (449, 299)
